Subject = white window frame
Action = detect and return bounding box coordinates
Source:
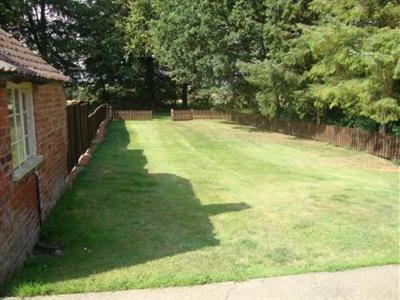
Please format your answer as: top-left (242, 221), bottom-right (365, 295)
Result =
top-left (6, 82), bottom-right (41, 179)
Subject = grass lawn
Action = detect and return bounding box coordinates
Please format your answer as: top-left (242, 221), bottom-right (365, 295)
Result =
top-left (3, 117), bottom-right (399, 296)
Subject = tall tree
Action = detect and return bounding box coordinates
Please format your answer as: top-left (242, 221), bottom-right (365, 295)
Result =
top-left (77, 0), bottom-right (133, 101)
top-left (0, 0), bottom-right (83, 82)
top-left (303, 0), bottom-right (400, 131)
top-left (150, 0), bottom-right (268, 107)
top-left (124, 0), bottom-right (158, 106)
top-left (239, 0), bottom-right (315, 119)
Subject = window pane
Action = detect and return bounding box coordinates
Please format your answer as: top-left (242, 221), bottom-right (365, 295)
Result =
top-left (10, 116), bottom-right (17, 143)
top-left (15, 113), bottom-right (23, 139)
top-left (6, 89), bottom-right (13, 115)
top-left (12, 144), bottom-right (19, 167)
top-left (22, 92), bottom-right (27, 112)
top-left (25, 136), bottom-right (30, 156)
top-left (23, 112), bottom-right (29, 136)
top-left (9, 86), bottom-right (35, 170)
top-left (23, 111), bottom-right (31, 156)
top-left (17, 142), bottom-right (25, 166)
top-left (14, 89), bottom-right (20, 114)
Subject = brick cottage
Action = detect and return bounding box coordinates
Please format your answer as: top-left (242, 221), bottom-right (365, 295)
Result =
top-left (0, 29), bottom-right (69, 282)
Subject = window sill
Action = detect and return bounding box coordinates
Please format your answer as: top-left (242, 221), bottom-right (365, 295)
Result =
top-left (12, 156), bottom-right (44, 182)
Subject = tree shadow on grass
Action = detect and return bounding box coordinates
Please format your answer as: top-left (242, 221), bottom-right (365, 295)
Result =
top-left (219, 121), bottom-right (310, 142)
top-left (218, 120), bottom-right (274, 133)
top-left (3, 121), bottom-right (249, 295)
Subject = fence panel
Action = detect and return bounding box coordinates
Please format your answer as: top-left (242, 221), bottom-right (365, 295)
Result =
top-left (112, 110), bottom-right (153, 120)
top-left (231, 112), bottom-right (400, 160)
top-left (171, 109), bottom-right (231, 121)
top-left (66, 105), bottom-right (77, 173)
top-left (66, 102), bottom-right (107, 171)
top-left (171, 109), bottom-right (194, 121)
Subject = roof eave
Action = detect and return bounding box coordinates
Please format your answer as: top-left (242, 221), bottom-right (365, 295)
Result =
top-left (0, 70), bottom-right (69, 84)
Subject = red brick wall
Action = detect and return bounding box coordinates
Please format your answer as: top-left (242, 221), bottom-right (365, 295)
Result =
top-left (33, 84), bottom-right (68, 217)
top-left (0, 82), bottom-right (68, 283)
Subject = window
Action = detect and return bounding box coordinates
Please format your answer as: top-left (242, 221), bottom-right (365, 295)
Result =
top-left (6, 83), bottom-right (37, 171)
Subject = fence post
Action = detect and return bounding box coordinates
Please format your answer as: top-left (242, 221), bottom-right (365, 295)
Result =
top-left (82, 103), bottom-right (89, 149)
top-left (66, 103), bottom-right (107, 172)
top-left (66, 104), bottom-right (75, 171)
top-left (229, 112), bottom-right (400, 160)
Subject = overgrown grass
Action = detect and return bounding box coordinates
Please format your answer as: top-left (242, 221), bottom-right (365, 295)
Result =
top-left (3, 117), bottom-right (399, 296)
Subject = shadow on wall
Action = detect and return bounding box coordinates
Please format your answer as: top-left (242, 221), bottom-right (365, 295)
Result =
top-left (3, 121), bottom-right (249, 292)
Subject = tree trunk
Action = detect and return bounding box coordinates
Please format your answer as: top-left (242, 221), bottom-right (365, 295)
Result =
top-left (275, 96), bottom-right (282, 118)
top-left (102, 83), bottom-right (107, 102)
top-left (182, 83), bottom-right (188, 108)
top-left (379, 124), bottom-right (388, 135)
top-left (316, 109), bottom-right (321, 125)
top-left (39, 0), bottom-right (48, 59)
top-left (145, 56), bottom-right (156, 109)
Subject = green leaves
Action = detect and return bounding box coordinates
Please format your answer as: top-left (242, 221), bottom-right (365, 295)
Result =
top-left (237, 0), bottom-right (399, 129)
top-left (2, 0), bottom-right (398, 128)
top-left (303, 23), bottom-right (400, 123)
top-left (297, 1), bottom-right (400, 125)
top-left (149, 0), bottom-right (269, 94)
top-left (239, 60), bottom-right (300, 118)
top-left (124, 0), bottom-right (155, 56)
top-left (367, 98), bottom-right (400, 124)
top-left (0, 0), bottom-right (84, 82)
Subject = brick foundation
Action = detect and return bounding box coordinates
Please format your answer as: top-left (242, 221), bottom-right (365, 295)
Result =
top-left (0, 83), bottom-right (68, 283)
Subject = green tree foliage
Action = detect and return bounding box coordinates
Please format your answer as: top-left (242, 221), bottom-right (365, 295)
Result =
top-left (239, 0), bottom-right (400, 132)
top-left (1, 0), bottom-right (398, 132)
top-left (78, 0), bottom-right (133, 99)
top-left (149, 0), bottom-right (268, 107)
top-left (238, 0), bottom-right (314, 118)
top-left (303, 0), bottom-right (400, 128)
top-left (0, 0), bottom-right (83, 81)
top-left (123, 0), bottom-right (158, 106)
top-left (0, 0), bottom-right (175, 105)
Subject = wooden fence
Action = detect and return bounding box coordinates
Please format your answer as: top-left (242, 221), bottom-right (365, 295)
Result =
top-left (67, 102), bottom-right (107, 171)
top-left (231, 112), bottom-right (400, 160)
top-left (171, 109), bottom-right (193, 121)
top-left (171, 109), bottom-right (231, 121)
top-left (112, 110), bottom-right (153, 120)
